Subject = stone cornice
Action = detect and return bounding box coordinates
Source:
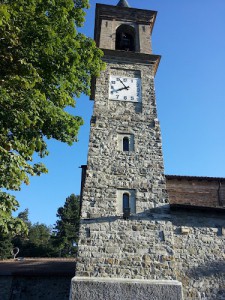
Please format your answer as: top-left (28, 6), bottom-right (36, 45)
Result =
top-left (102, 49), bottom-right (161, 76)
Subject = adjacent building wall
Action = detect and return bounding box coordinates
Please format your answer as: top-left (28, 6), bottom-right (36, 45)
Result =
top-left (171, 211), bottom-right (225, 300)
top-left (166, 175), bottom-right (225, 208)
top-left (166, 176), bottom-right (225, 299)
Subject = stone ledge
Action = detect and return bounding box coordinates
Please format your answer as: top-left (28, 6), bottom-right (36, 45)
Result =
top-left (70, 277), bottom-right (183, 300)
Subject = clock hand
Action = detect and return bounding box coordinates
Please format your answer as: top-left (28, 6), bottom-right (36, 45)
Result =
top-left (116, 86), bottom-right (130, 92)
top-left (119, 78), bottom-right (129, 90)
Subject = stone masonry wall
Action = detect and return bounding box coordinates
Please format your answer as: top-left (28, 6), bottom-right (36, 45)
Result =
top-left (77, 217), bottom-right (176, 280)
top-left (172, 211), bottom-right (225, 300)
top-left (75, 59), bottom-right (176, 280)
top-left (82, 60), bottom-right (167, 219)
top-left (77, 209), bottom-right (225, 299)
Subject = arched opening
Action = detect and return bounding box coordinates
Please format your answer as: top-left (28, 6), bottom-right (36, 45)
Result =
top-left (123, 137), bottom-right (129, 151)
top-left (116, 24), bottom-right (135, 51)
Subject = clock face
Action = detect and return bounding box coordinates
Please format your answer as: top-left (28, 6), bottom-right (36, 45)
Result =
top-left (109, 75), bottom-right (142, 102)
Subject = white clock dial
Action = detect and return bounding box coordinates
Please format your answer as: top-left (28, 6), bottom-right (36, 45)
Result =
top-left (109, 75), bottom-right (142, 102)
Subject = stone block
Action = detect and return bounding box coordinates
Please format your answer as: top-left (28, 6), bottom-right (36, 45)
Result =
top-left (70, 277), bottom-right (183, 300)
top-left (181, 226), bottom-right (190, 235)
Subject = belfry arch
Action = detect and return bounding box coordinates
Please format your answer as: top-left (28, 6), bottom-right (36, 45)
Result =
top-left (115, 24), bottom-right (136, 51)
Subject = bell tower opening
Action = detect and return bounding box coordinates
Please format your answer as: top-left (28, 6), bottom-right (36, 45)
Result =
top-left (116, 24), bottom-right (135, 51)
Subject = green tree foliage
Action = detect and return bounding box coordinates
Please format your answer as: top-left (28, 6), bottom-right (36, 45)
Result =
top-left (0, 193), bottom-right (28, 235)
top-left (0, 0), bottom-right (104, 233)
top-left (0, 233), bottom-right (13, 259)
top-left (0, 194), bottom-right (80, 259)
top-left (53, 194), bottom-right (80, 257)
top-left (0, 208), bottom-right (30, 260)
top-left (13, 222), bottom-right (58, 257)
top-left (29, 223), bottom-right (52, 246)
top-left (17, 208), bottom-right (31, 227)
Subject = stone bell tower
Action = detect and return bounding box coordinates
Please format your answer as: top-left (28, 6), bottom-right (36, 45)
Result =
top-left (71, 1), bottom-right (183, 299)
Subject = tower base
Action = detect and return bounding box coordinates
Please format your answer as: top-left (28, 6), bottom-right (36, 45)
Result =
top-left (70, 277), bottom-right (183, 300)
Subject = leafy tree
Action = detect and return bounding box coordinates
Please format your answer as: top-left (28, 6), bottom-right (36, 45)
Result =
top-left (0, 233), bottom-right (13, 260)
top-left (22, 223), bottom-right (57, 257)
top-left (13, 222), bottom-right (58, 257)
top-left (53, 194), bottom-right (80, 257)
top-left (0, 193), bottom-right (28, 235)
top-left (17, 209), bottom-right (31, 233)
top-left (0, 208), bottom-right (31, 260)
top-left (1, 195), bottom-right (81, 259)
top-left (17, 209), bottom-right (29, 223)
top-left (29, 223), bottom-right (52, 246)
top-left (0, 0), bottom-right (104, 233)
top-left (12, 209), bottom-right (33, 257)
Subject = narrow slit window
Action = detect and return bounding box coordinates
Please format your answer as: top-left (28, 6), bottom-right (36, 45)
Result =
top-left (123, 137), bottom-right (129, 151)
top-left (123, 193), bottom-right (130, 210)
top-left (117, 189), bottom-right (135, 216)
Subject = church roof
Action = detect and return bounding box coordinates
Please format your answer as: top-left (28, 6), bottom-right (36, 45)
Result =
top-left (117, 0), bottom-right (130, 7)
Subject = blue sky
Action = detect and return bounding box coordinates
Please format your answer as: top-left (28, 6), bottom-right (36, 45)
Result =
top-left (13, 0), bottom-right (225, 226)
